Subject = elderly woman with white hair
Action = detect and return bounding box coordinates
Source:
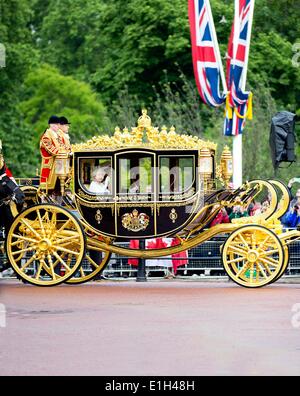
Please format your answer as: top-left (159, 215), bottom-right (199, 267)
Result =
top-left (89, 167), bottom-right (110, 194)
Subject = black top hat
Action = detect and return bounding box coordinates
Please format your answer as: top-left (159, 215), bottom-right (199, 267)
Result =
top-left (48, 115), bottom-right (60, 125)
top-left (59, 116), bottom-right (71, 125)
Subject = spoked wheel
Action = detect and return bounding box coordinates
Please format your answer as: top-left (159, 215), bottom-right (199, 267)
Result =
top-left (6, 204), bottom-right (86, 287)
top-left (222, 225), bottom-right (285, 288)
top-left (66, 247), bottom-right (111, 285)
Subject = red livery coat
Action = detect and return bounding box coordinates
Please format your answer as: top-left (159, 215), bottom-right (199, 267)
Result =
top-left (40, 128), bottom-right (61, 188)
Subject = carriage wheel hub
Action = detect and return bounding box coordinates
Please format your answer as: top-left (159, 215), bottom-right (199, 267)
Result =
top-left (247, 250), bottom-right (259, 263)
top-left (38, 239), bottom-right (52, 252)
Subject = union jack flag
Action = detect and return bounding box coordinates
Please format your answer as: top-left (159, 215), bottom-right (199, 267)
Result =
top-left (224, 0), bottom-right (255, 136)
top-left (188, 0), bottom-right (227, 107)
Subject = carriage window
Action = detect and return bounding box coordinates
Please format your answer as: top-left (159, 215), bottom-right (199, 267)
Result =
top-left (160, 157), bottom-right (194, 194)
top-left (79, 158), bottom-right (112, 195)
top-left (118, 155), bottom-right (153, 197)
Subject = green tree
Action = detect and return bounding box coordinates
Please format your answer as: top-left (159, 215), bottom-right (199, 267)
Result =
top-left (254, 0), bottom-right (300, 42)
top-left (34, 0), bottom-right (300, 113)
top-left (249, 32), bottom-right (300, 110)
top-left (35, 0), bottom-right (191, 101)
top-left (20, 64), bottom-right (108, 147)
top-left (34, 0), bottom-right (106, 78)
top-left (0, 0), bottom-right (299, 177)
top-left (0, 0), bottom-right (39, 176)
top-left (0, 0), bottom-right (36, 99)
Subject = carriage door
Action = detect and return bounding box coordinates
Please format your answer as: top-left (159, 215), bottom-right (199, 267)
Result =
top-left (116, 151), bottom-right (156, 238)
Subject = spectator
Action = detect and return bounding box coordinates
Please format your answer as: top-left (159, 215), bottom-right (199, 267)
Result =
top-left (239, 206), bottom-right (249, 217)
top-left (249, 202), bottom-right (262, 216)
top-left (128, 240), bottom-right (139, 266)
top-left (281, 203), bottom-right (300, 228)
top-left (171, 237), bottom-right (188, 276)
top-left (283, 178), bottom-right (300, 221)
top-left (210, 207), bottom-right (230, 227)
top-left (229, 206), bottom-right (248, 221)
top-left (287, 178), bottom-right (300, 204)
top-left (128, 238), bottom-right (179, 279)
top-left (261, 200), bottom-right (270, 213)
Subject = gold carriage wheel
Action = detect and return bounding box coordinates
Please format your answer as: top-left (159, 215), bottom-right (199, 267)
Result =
top-left (228, 244), bottom-right (289, 285)
top-left (6, 204), bottom-right (86, 287)
top-left (222, 225), bottom-right (285, 288)
top-left (66, 247), bottom-right (111, 285)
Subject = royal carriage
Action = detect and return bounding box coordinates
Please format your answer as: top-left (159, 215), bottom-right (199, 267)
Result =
top-left (2, 110), bottom-right (299, 288)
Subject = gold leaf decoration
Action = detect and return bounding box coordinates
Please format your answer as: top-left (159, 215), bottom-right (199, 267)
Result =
top-left (73, 110), bottom-right (217, 152)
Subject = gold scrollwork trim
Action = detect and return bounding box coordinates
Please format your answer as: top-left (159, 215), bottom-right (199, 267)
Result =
top-left (17, 178), bottom-right (36, 186)
top-left (73, 110), bottom-right (217, 152)
top-left (169, 209), bottom-right (178, 224)
top-left (118, 194), bottom-right (154, 202)
top-left (76, 198), bottom-right (115, 215)
top-left (157, 195), bottom-right (197, 208)
top-left (117, 203), bottom-right (155, 216)
top-left (157, 195), bottom-right (198, 216)
top-left (77, 189), bottom-right (113, 202)
top-left (160, 188), bottom-right (195, 201)
top-left (95, 210), bottom-right (103, 225)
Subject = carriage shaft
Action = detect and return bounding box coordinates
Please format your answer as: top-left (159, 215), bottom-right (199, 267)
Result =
top-left (86, 223), bottom-right (238, 258)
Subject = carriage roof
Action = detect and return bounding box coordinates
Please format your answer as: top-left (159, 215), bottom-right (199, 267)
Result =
top-left (72, 110), bottom-right (217, 154)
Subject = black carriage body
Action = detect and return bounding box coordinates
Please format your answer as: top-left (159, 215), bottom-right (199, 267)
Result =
top-left (74, 148), bottom-right (201, 240)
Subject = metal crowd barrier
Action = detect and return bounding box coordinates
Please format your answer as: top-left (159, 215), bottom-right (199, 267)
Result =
top-left (102, 235), bottom-right (300, 280)
top-left (1, 235), bottom-right (300, 280)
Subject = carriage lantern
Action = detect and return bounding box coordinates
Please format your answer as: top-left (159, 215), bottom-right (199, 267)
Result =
top-left (199, 147), bottom-right (213, 189)
top-left (220, 146), bottom-right (233, 188)
top-left (55, 150), bottom-right (70, 196)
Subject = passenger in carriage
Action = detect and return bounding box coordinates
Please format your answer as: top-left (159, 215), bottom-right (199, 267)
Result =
top-left (89, 167), bottom-right (111, 194)
top-left (129, 177), bottom-right (152, 195)
top-left (129, 178), bottom-right (140, 194)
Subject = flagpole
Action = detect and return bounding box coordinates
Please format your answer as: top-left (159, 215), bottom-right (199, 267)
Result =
top-left (232, 0), bottom-right (243, 188)
top-left (232, 0), bottom-right (255, 188)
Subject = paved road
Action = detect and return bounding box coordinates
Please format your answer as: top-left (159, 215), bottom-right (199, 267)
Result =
top-left (1, 279), bottom-right (300, 376)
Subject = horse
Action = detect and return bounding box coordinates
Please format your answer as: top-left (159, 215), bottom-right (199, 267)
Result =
top-left (0, 164), bottom-right (25, 271)
top-left (0, 165), bottom-right (25, 228)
